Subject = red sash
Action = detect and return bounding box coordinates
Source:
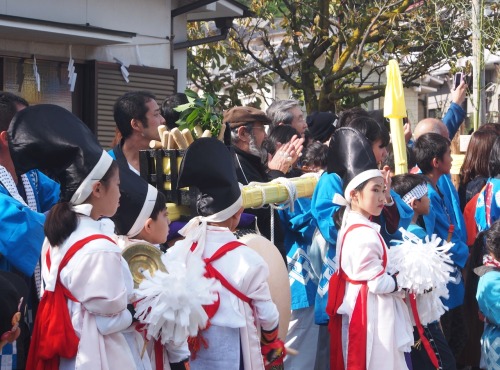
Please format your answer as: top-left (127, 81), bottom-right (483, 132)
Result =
top-left (408, 294), bottom-right (440, 368)
top-left (326, 224), bottom-right (387, 370)
top-left (188, 241), bottom-right (252, 356)
top-left (26, 234), bottom-right (115, 370)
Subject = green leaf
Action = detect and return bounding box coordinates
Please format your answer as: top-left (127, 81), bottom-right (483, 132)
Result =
top-left (174, 102), bottom-right (194, 112)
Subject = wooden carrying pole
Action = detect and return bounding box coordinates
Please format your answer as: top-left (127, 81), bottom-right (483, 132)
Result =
top-left (166, 176), bottom-right (318, 221)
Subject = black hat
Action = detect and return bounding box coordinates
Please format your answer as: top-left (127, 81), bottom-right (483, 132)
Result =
top-left (0, 271), bottom-right (28, 337)
top-left (8, 104), bottom-right (113, 204)
top-left (306, 111), bottom-right (337, 143)
top-left (327, 127), bottom-right (381, 203)
top-left (112, 167), bottom-right (158, 237)
top-left (177, 138), bottom-right (241, 217)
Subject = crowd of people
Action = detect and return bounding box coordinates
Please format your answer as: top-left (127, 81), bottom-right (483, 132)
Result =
top-left (0, 77), bottom-right (499, 370)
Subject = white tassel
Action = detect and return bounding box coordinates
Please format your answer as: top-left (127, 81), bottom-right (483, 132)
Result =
top-left (389, 228), bottom-right (455, 324)
top-left (133, 249), bottom-right (220, 345)
top-left (389, 228), bottom-right (455, 294)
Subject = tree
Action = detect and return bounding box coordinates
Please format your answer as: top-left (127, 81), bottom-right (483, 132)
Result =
top-left (187, 0), bottom-right (482, 113)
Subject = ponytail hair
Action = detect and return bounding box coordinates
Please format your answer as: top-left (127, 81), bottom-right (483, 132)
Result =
top-left (44, 202), bottom-right (78, 246)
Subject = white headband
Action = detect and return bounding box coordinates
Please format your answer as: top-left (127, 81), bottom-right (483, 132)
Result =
top-left (344, 169), bottom-right (383, 203)
top-left (128, 185), bottom-right (159, 238)
top-left (70, 150), bottom-right (114, 205)
top-left (178, 185), bottom-right (243, 256)
top-left (401, 183), bottom-right (428, 206)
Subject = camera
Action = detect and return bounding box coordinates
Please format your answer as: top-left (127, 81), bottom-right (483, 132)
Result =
top-left (454, 72), bottom-right (463, 89)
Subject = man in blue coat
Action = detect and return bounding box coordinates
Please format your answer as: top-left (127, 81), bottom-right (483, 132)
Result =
top-left (0, 92), bottom-right (60, 370)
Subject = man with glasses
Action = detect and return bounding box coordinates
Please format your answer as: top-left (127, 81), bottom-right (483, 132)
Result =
top-left (225, 106), bottom-right (302, 260)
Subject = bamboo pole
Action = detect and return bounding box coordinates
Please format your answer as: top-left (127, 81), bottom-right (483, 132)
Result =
top-left (166, 176), bottom-right (318, 221)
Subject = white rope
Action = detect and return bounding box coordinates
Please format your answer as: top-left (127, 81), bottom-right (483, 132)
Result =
top-left (269, 177), bottom-right (298, 213)
top-left (270, 207), bottom-right (275, 244)
top-left (247, 181), bottom-right (267, 209)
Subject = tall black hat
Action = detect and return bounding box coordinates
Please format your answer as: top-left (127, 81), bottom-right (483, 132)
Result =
top-left (8, 104), bottom-right (113, 204)
top-left (112, 167), bottom-right (158, 237)
top-left (327, 127), bottom-right (382, 203)
top-left (177, 138), bottom-right (241, 218)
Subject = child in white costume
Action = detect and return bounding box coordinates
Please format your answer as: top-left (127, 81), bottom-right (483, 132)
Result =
top-left (11, 105), bottom-right (137, 370)
top-left (112, 167), bottom-right (190, 370)
top-left (168, 138), bottom-right (284, 370)
top-left (326, 127), bottom-right (413, 370)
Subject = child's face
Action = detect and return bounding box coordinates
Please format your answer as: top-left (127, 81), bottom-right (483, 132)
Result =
top-left (435, 147), bottom-right (453, 175)
top-left (414, 194), bottom-right (430, 216)
top-left (351, 177), bottom-right (386, 218)
top-left (94, 168), bottom-right (121, 219)
top-left (371, 139), bottom-right (388, 165)
top-left (147, 209), bottom-right (170, 245)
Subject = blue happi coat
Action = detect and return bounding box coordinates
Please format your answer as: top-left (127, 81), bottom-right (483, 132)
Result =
top-left (279, 197), bottom-right (319, 311)
top-left (475, 178), bottom-right (500, 232)
top-left (423, 182), bottom-right (468, 309)
top-left (0, 170), bottom-right (59, 276)
top-left (476, 269), bottom-right (500, 370)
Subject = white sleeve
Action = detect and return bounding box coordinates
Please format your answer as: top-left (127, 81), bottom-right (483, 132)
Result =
top-left (95, 310), bottom-right (133, 335)
top-left (243, 254), bottom-right (280, 331)
top-left (367, 273), bottom-right (397, 294)
top-left (166, 340), bottom-right (190, 363)
top-left (342, 228), bottom-right (396, 294)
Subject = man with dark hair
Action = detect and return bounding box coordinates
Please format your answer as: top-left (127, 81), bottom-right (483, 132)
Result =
top-left (111, 91), bottom-right (166, 173)
top-left (161, 92), bottom-right (188, 130)
top-left (0, 92), bottom-right (59, 369)
top-left (414, 132), bottom-right (469, 363)
top-left (0, 93), bottom-right (28, 131)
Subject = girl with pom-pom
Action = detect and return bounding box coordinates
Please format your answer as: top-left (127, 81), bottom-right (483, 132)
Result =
top-left (326, 127), bottom-right (413, 370)
top-left (474, 220), bottom-right (500, 369)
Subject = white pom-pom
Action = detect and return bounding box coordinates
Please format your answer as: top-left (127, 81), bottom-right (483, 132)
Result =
top-left (133, 250), bottom-right (220, 345)
top-left (416, 285), bottom-right (449, 325)
top-left (389, 228), bottom-right (455, 295)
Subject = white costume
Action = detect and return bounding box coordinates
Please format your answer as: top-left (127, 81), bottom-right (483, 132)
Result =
top-left (41, 211), bottom-right (136, 370)
top-left (335, 211), bottom-right (413, 370)
top-left (115, 235), bottom-right (191, 370)
top-left (178, 226), bottom-right (279, 370)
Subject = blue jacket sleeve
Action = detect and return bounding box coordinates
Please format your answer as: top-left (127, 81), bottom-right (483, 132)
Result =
top-left (477, 272), bottom-right (500, 326)
top-left (0, 192), bottom-right (46, 276)
top-left (310, 173), bottom-right (343, 245)
top-left (442, 102), bottom-right (466, 139)
top-left (33, 170), bottom-right (60, 212)
top-left (424, 188), bottom-right (468, 268)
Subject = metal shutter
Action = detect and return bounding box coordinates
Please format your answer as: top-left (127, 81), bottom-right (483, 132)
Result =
top-left (95, 62), bottom-right (177, 148)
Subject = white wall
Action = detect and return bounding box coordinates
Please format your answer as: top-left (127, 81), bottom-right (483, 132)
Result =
top-left (0, 0), bottom-right (172, 69)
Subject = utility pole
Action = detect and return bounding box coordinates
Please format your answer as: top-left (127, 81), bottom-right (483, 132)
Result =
top-left (471, 0), bottom-right (486, 130)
